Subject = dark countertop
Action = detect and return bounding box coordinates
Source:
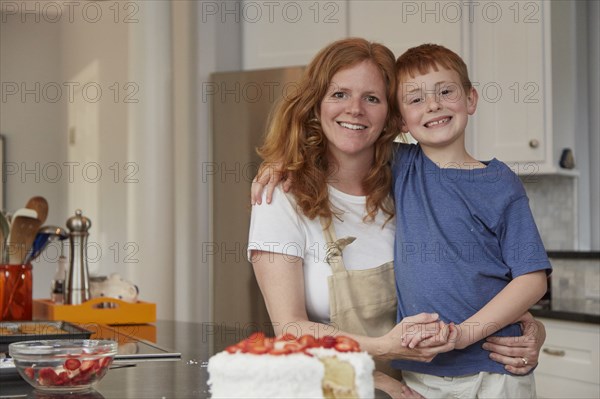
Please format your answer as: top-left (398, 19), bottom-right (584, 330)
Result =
top-left (530, 307), bottom-right (600, 324)
top-left (547, 251), bottom-right (600, 259)
top-left (1, 321), bottom-right (234, 399)
top-left (531, 299), bottom-right (600, 324)
top-left (0, 321), bottom-right (391, 399)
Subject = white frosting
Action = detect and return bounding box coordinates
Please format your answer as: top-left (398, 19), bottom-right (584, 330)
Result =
top-left (207, 352), bottom-right (324, 398)
top-left (207, 349), bottom-right (375, 399)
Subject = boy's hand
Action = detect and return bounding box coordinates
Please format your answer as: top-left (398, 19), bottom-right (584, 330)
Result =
top-left (401, 321), bottom-right (456, 349)
top-left (415, 322), bottom-right (457, 349)
top-left (380, 313), bottom-right (455, 362)
top-left (400, 320), bottom-right (442, 349)
top-left (250, 161), bottom-right (291, 205)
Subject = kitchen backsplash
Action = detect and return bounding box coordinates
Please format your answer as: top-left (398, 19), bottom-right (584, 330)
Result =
top-left (550, 256), bottom-right (600, 316)
top-left (521, 175), bottom-right (577, 250)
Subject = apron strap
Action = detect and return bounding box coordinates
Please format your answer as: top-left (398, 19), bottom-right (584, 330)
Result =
top-left (320, 217), bottom-right (356, 274)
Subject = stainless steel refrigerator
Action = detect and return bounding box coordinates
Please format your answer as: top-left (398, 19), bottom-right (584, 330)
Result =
top-left (211, 67), bottom-right (304, 332)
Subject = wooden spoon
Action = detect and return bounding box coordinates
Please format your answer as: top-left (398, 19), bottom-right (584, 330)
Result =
top-left (26, 196), bottom-right (49, 224)
top-left (7, 208), bottom-right (41, 264)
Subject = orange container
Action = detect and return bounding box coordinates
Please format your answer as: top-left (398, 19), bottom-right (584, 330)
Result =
top-left (0, 264), bottom-right (33, 321)
top-left (33, 297), bottom-right (156, 325)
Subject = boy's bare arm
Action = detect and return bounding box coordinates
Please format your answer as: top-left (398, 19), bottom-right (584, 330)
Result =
top-left (250, 161), bottom-right (290, 205)
top-left (454, 270), bottom-right (547, 350)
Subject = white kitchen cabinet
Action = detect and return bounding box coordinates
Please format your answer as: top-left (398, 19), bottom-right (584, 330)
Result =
top-left (347, 1), bottom-right (464, 58)
top-left (241, 0), bottom-right (465, 71)
top-left (241, 0), bottom-right (348, 69)
top-left (535, 318), bottom-right (600, 398)
top-left (470, 0), bottom-right (576, 174)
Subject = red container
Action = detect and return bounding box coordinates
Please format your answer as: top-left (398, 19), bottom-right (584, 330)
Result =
top-left (0, 264), bottom-right (33, 321)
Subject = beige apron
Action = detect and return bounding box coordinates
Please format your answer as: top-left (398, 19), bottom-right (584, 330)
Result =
top-left (322, 218), bottom-right (402, 378)
top-left (321, 217), bottom-right (397, 338)
top-left (321, 218), bottom-right (405, 380)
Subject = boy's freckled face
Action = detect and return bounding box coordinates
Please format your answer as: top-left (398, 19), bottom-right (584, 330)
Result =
top-left (397, 67), bottom-right (477, 149)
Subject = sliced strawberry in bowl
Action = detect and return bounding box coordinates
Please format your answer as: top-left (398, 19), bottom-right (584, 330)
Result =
top-left (23, 367), bottom-right (35, 381)
top-left (99, 356), bottom-right (113, 369)
top-left (71, 372), bottom-right (94, 385)
top-left (64, 358), bottom-right (82, 371)
top-left (38, 368), bottom-right (58, 386)
top-left (9, 339), bottom-right (118, 392)
top-left (79, 359), bottom-right (99, 375)
top-left (55, 371), bottom-right (70, 386)
top-left (95, 365), bottom-right (110, 379)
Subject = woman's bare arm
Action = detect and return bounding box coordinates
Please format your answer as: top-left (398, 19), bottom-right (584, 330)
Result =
top-left (251, 250), bottom-right (456, 362)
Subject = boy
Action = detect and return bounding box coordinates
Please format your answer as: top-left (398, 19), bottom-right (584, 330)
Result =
top-left (251, 42), bottom-right (550, 398)
top-left (391, 43), bottom-right (550, 398)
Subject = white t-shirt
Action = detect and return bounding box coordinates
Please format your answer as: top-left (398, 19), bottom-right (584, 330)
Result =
top-left (248, 185), bottom-right (395, 323)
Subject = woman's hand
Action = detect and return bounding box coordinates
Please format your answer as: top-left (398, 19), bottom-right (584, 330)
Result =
top-left (377, 313), bottom-right (456, 362)
top-left (374, 371), bottom-right (424, 399)
top-left (482, 312), bottom-right (546, 375)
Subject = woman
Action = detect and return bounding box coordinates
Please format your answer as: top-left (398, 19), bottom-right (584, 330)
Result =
top-left (248, 38), bottom-right (545, 398)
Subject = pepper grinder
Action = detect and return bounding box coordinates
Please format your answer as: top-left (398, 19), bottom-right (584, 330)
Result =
top-left (65, 209), bottom-right (92, 305)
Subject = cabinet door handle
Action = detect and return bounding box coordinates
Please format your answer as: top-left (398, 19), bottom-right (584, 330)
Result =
top-left (529, 139), bottom-right (540, 148)
top-left (543, 348), bottom-right (566, 357)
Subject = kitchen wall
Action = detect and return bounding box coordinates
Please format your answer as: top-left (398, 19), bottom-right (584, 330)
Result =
top-left (59, 0), bottom-right (130, 281)
top-left (0, 16), bottom-right (65, 297)
top-left (0, 4), bottom-right (179, 319)
top-left (1, 8), bottom-right (132, 298)
top-left (0, 1), bottom-right (241, 323)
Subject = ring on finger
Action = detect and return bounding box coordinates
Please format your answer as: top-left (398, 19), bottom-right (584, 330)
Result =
top-left (521, 357), bottom-right (528, 366)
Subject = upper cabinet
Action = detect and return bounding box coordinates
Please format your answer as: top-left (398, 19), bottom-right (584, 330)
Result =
top-left (241, 0), bottom-right (578, 175)
top-left (469, 1), bottom-right (548, 168)
top-left (240, 1), bottom-right (466, 73)
top-left (241, 1), bottom-right (348, 69)
top-left (469, 0), bottom-right (576, 174)
top-left (347, 1), bottom-right (465, 58)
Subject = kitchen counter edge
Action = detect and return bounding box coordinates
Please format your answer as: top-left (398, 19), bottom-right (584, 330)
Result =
top-left (530, 308), bottom-right (600, 325)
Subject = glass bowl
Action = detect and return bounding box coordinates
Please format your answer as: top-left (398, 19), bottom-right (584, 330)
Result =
top-left (8, 339), bottom-right (117, 392)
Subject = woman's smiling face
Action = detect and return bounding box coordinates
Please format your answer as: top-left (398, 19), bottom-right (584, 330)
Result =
top-left (319, 60), bottom-right (388, 162)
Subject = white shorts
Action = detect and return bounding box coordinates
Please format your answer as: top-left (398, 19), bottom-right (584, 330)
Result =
top-left (402, 370), bottom-right (536, 399)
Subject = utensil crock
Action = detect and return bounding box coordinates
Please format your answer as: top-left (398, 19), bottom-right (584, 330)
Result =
top-left (0, 263), bottom-right (33, 321)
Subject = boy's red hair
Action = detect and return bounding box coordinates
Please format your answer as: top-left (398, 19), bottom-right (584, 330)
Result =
top-left (396, 44), bottom-right (472, 91)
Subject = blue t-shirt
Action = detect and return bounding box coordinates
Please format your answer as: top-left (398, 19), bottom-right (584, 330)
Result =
top-left (391, 143), bottom-right (551, 377)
